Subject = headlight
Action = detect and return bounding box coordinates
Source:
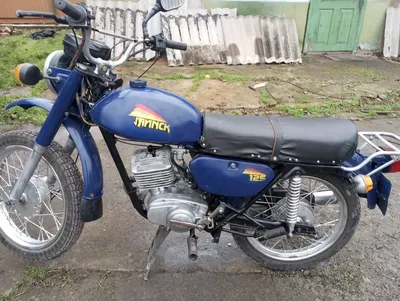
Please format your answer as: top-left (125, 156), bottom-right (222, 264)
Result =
top-left (43, 50), bottom-right (71, 94)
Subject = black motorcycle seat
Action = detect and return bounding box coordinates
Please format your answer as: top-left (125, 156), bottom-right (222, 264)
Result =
top-left (199, 113), bottom-right (358, 164)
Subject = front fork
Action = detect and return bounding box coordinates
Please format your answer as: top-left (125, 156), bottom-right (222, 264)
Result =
top-left (8, 70), bottom-right (83, 203)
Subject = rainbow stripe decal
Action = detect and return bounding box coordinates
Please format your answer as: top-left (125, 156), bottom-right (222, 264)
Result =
top-left (243, 168), bottom-right (266, 182)
top-left (129, 105), bottom-right (170, 133)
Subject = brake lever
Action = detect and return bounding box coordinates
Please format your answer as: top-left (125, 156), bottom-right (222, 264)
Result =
top-left (54, 16), bottom-right (69, 25)
top-left (15, 10), bottom-right (68, 25)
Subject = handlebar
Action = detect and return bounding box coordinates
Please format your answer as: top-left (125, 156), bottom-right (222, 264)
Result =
top-left (54, 0), bottom-right (86, 23)
top-left (16, 10), bottom-right (68, 24)
top-left (165, 40), bottom-right (188, 51)
top-left (16, 1), bottom-right (188, 69)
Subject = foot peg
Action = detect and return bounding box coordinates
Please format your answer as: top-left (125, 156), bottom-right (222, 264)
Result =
top-left (187, 230), bottom-right (198, 261)
top-left (144, 226), bottom-right (171, 281)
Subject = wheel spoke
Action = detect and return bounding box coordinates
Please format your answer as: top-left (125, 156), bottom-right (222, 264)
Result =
top-left (271, 237), bottom-right (284, 249)
top-left (314, 219), bottom-right (338, 228)
top-left (245, 175), bottom-right (347, 260)
top-left (4, 158), bottom-right (11, 185)
top-left (0, 146), bottom-right (68, 250)
top-left (41, 199), bottom-right (62, 230)
top-left (0, 182), bottom-right (10, 198)
top-left (24, 217), bottom-right (55, 238)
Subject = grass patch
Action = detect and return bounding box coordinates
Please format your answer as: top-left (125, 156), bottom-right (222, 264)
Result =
top-left (327, 63), bottom-right (386, 81)
top-left (23, 266), bottom-right (50, 286)
top-left (0, 31), bottom-right (66, 90)
top-left (295, 94), bottom-right (311, 103)
top-left (0, 266), bottom-right (117, 300)
top-left (0, 266), bottom-right (50, 300)
top-left (0, 95), bottom-right (48, 125)
top-left (0, 30), bottom-right (67, 124)
top-left (259, 91), bottom-right (269, 104)
top-left (148, 70), bottom-right (256, 93)
top-left (275, 98), bottom-right (360, 117)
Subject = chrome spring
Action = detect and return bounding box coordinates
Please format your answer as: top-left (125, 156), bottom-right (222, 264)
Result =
top-left (285, 175), bottom-right (302, 235)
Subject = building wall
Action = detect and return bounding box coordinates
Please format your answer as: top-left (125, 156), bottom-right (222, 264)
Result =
top-left (0, 0), bottom-right (80, 24)
top-left (203, 0), bottom-right (310, 44)
top-left (359, 0), bottom-right (394, 51)
top-left (204, 0), bottom-right (395, 52)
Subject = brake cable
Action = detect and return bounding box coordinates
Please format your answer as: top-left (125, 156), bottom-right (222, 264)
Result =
top-left (68, 29), bottom-right (86, 70)
top-left (138, 53), bottom-right (160, 79)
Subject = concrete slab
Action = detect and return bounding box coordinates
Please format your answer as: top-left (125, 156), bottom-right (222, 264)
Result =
top-left (323, 54), bottom-right (370, 62)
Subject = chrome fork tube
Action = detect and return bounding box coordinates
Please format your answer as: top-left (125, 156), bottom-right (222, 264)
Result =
top-left (63, 136), bottom-right (76, 156)
top-left (9, 143), bottom-right (46, 202)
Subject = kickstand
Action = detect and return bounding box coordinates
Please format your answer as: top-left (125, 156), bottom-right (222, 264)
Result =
top-left (144, 225), bottom-right (171, 281)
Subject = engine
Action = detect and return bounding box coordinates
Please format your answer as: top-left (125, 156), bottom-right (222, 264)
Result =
top-left (131, 147), bottom-right (208, 232)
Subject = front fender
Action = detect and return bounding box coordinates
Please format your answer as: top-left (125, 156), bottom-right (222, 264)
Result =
top-left (6, 98), bottom-right (104, 221)
top-left (6, 98), bottom-right (54, 112)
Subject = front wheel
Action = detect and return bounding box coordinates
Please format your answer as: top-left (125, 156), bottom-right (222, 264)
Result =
top-left (231, 172), bottom-right (360, 270)
top-left (0, 131), bottom-right (84, 261)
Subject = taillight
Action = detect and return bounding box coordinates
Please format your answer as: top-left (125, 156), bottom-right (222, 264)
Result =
top-left (385, 146), bottom-right (400, 173)
top-left (389, 161), bottom-right (400, 173)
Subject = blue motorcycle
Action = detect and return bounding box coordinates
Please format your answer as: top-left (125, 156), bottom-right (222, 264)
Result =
top-left (1, 0), bottom-right (398, 280)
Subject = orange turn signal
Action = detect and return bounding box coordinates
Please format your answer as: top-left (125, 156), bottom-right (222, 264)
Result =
top-left (354, 174), bottom-right (373, 194)
top-left (14, 64), bottom-right (23, 83)
top-left (13, 63), bottom-right (43, 86)
top-left (360, 175), bottom-right (373, 193)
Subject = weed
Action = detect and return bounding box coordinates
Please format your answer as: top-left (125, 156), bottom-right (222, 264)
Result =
top-left (0, 30), bottom-right (68, 124)
top-left (259, 91), bottom-right (269, 105)
top-left (0, 31), bottom-right (66, 90)
top-left (164, 72), bottom-right (191, 80)
top-left (295, 94), bottom-right (310, 103)
top-left (0, 95), bottom-right (47, 125)
top-left (386, 91), bottom-right (398, 100)
top-left (23, 266), bottom-right (50, 286)
top-left (190, 79), bottom-right (201, 93)
top-left (0, 288), bottom-right (13, 301)
top-left (366, 111), bottom-right (378, 118)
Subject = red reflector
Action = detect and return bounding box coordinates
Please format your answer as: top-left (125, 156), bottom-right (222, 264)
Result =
top-left (390, 161), bottom-right (400, 173)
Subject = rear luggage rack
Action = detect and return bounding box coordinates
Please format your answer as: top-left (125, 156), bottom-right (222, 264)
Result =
top-left (342, 132), bottom-right (400, 175)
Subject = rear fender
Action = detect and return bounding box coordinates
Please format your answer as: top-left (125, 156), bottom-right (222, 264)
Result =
top-left (343, 151), bottom-right (391, 215)
top-left (6, 98), bottom-right (103, 222)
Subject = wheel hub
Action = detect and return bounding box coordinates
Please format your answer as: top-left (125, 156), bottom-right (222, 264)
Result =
top-left (5, 177), bottom-right (50, 219)
top-left (271, 198), bottom-right (315, 226)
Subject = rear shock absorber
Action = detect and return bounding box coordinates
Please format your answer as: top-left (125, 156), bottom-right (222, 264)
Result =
top-left (286, 174), bottom-right (302, 237)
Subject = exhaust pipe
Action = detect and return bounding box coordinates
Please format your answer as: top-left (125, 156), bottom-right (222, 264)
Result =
top-left (187, 231), bottom-right (198, 261)
top-left (313, 191), bottom-right (337, 205)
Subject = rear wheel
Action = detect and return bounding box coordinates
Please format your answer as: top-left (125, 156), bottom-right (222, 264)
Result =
top-left (0, 131), bottom-right (84, 260)
top-left (231, 172), bottom-right (360, 270)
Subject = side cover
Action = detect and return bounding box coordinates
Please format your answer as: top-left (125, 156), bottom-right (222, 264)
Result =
top-left (90, 84), bottom-right (202, 145)
top-left (189, 155), bottom-right (275, 197)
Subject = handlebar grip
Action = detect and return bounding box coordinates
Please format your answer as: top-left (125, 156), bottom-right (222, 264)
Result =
top-left (16, 10), bottom-right (47, 18)
top-left (165, 40), bottom-right (188, 51)
top-left (54, 0), bottom-right (86, 22)
top-left (16, 10), bottom-right (23, 18)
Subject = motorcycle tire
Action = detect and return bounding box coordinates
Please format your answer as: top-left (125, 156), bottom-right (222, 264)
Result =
top-left (231, 172), bottom-right (360, 270)
top-left (0, 131), bottom-right (84, 261)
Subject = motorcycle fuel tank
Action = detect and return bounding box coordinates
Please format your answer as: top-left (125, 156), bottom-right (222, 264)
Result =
top-left (90, 80), bottom-right (202, 144)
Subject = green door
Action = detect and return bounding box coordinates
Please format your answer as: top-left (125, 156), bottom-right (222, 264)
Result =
top-left (304, 0), bottom-right (366, 52)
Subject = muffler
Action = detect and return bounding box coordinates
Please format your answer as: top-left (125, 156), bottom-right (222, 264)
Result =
top-left (313, 191), bottom-right (337, 205)
top-left (187, 231), bottom-right (198, 261)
